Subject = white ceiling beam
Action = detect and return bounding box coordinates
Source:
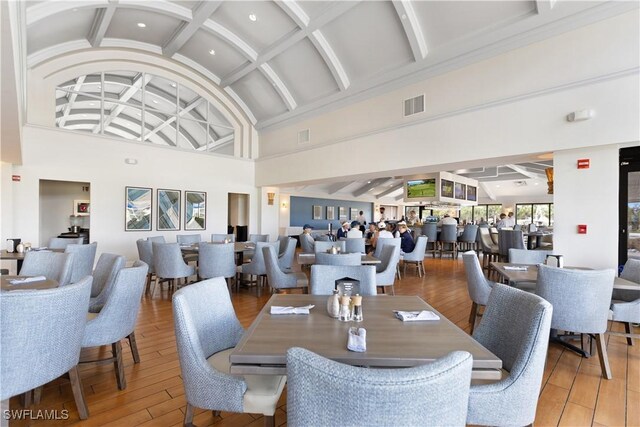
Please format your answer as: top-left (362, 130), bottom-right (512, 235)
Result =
top-left (88, 1), bottom-right (118, 47)
top-left (57, 76), bottom-right (86, 127)
top-left (376, 183), bottom-right (403, 199)
top-left (196, 133), bottom-right (234, 151)
top-left (259, 64), bottom-right (297, 111)
top-left (535, 0), bottom-right (555, 15)
top-left (309, 30), bottom-right (350, 91)
top-left (163, 1), bottom-right (222, 57)
top-left (392, 0), bottom-right (428, 61)
top-left (394, 194), bottom-right (404, 201)
top-left (506, 164), bottom-right (546, 180)
top-left (353, 178), bottom-right (391, 197)
top-left (277, 1), bottom-right (310, 28)
top-left (143, 97), bottom-right (204, 141)
top-left (201, 20), bottom-right (257, 61)
top-left (327, 181), bottom-right (353, 195)
top-left (93, 73), bottom-right (150, 133)
top-left (480, 182), bottom-right (497, 201)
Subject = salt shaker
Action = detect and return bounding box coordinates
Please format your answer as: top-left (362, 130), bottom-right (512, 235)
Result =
top-left (352, 294), bottom-right (363, 322)
top-left (327, 289), bottom-right (340, 318)
top-left (338, 295), bottom-right (351, 322)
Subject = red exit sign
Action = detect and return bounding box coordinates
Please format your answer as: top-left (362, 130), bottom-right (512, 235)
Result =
top-left (11, 175), bottom-right (20, 182)
top-left (577, 159), bottom-right (590, 169)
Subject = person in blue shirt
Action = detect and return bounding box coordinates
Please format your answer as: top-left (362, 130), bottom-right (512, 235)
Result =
top-left (336, 221), bottom-right (350, 239)
top-left (397, 221), bottom-right (415, 253)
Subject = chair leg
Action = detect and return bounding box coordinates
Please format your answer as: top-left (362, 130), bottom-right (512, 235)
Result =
top-left (33, 386), bottom-right (43, 404)
top-left (112, 341), bottom-right (127, 390)
top-left (625, 323), bottom-right (634, 346)
top-left (264, 415), bottom-right (275, 427)
top-left (68, 365), bottom-right (89, 420)
top-left (128, 332), bottom-right (141, 364)
top-left (595, 333), bottom-right (612, 379)
top-left (21, 390), bottom-right (32, 407)
top-left (469, 302), bottom-right (478, 326)
top-left (184, 403), bottom-right (195, 426)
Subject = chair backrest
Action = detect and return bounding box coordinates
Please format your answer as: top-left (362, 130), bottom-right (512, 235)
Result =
top-left (376, 244), bottom-right (401, 276)
top-left (478, 227), bottom-right (495, 252)
top-left (469, 284), bottom-right (553, 426)
top-left (462, 251), bottom-right (493, 305)
top-left (148, 236), bottom-right (166, 243)
top-left (90, 253), bottom-right (126, 301)
top-left (421, 223), bottom-right (438, 241)
top-left (489, 227), bottom-right (499, 244)
top-left (299, 233), bottom-right (315, 253)
top-left (403, 236), bottom-right (427, 262)
top-left (345, 238), bottom-right (366, 254)
top-left (172, 278), bottom-right (246, 411)
top-left (82, 261), bottom-right (149, 347)
top-left (498, 229), bottom-right (525, 257)
top-left (65, 242), bottom-right (98, 284)
top-left (508, 248), bottom-right (552, 264)
top-left (48, 237), bottom-right (83, 249)
top-left (249, 234), bottom-right (269, 243)
top-left (152, 242), bottom-right (191, 279)
top-left (620, 258), bottom-right (640, 283)
top-left (19, 251), bottom-right (74, 286)
top-left (0, 277), bottom-right (92, 400)
top-left (286, 347), bottom-right (472, 427)
top-left (459, 224), bottom-right (479, 242)
top-left (136, 239), bottom-right (154, 273)
top-left (314, 240), bottom-right (346, 253)
top-left (263, 245), bottom-right (294, 290)
top-left (310, 265), bottom-right (377, 296)
top-left (315, 252), bottom-right (361, 266)
top-left (177, 234), bottom-right (201, 244)
top-left (373, 237), bottom-right (400, 259)
top-left (439, 224), bottom-right (458, 242)
top-left (278, 238), bottom-right (297, 270)
top-left (211, 233), bottom-right (235, 243)
top-left (513, 224), bottom-right (522, 231)
top-left (198, 242), bottom-right (235, 279)
top-left (242, 241), bottom-right (278, 276)
top-left (536, 264), bottom-right (614, 333)
top-left (277, 235), bottom-right (290, 255)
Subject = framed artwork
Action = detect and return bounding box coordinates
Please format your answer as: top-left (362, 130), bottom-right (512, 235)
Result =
top-left (73, 199), bottom-right (90, 216)
top-left (313, 205), bottom-right (323, 220)
top-left (125, 187), bottom-right (152, 231)
top-left (157, 189), bottom-right (180, 231)
top-left (326, 206), bottom-right (335, 220)
top-left (441, 179), bottom-right (454, 198)
top-left (466, 185), bottom-right (477, 202)
top-left (455, 183), bottom-right (467, 200)
top-left (339, 207), bottom-right (347, 221)
top-left (185, 191), bottom-right (206, 230)
top-left (350, 208), bottom-right (358, 221)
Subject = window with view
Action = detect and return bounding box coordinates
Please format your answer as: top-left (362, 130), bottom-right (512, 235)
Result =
top-left (516, 203), bottom-right (554, 226)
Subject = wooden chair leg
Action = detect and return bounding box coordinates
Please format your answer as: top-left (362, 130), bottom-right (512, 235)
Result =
top-left (595, 333), bottom-right (612, 379)
top-left (264, 415), bottom-right (275, 427)
top-left (128, 332), bottom-right (141, 364)
top-left (625, 323), bottom-right (634, 346)
top-left (21, 390), bottom-right (32, 407)
top-left (68, 366), bottom-right (89, 420)
top-left (469, 302), bottom-right (478, 326)
top-left (184, 403), bottom-right (195, 426)
top-left (33, 386), bottom-right (43, 404)
top-left (112, 341), bottom-right (127, 390)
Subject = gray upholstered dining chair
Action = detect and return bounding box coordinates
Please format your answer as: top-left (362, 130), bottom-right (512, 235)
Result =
top-left (439, 224), bottom-right (459, 258)
top-left (65, 242), bottom-right (98, 285)
top-left (345, 237), bottom-right (366, 254)
top-left (536, 264), bottom-right (615, 378)
top-left (478, 227), bottom-right (499, 272)
top-left (89, 253), bottom-right (126, 312)
top-left (263, 245), bottom-right (308, 294)
top-left (177, 234), bottom-right (201, 244)
top-left (278, 237), bottom-right (297, 271)
top-left (462, 251), bottom-right (496, 334)
top-left (81, 261), bottom-right (148, 390)
top-left (299, 233), bottom-right (315, 253)
top-left (286, 347), bottom-right (473, 427)
top-left (608, 259), bottom-right (640, 345)
top-left (249, 234), bottom-right (269, 243)
top-left (466, 283), bottom-right (552, 427)
top-left (310, 265), bottom-right (377, 296)
top-left (315, 252), bottom-right (361, 266)
top-left (276, 235), bottom-right (289, 256)
top-left (375, 244), bottom-right (401, 295)
top-left (457, 224), bottom-right (479, 252)
top-left (136, 238), bottom-right (155, 294)
top-left (148, 235), bottom-right (166, 243)
top-left (373, 237), bottom-right (399, 259)
top-left (401, 235), bottom-right (427, 277)
top-left (198, 242), bottom-right (236, 290)
top-left (211, 233), bottom-right (235, 243)
top-left (237, 241), bottom-right (278, 297)
top-left (19, 251), bottom-right (74, 286)
top-left (48, 237), bottom-right (83, 249)
top-left (152, 242), bottom-right (196, 295)
top-left (314, 240), bottom-right (346, 253)
top-left (498, 229), bottom-right (525, 261)
top-left (1, 277), bottom-right (92, 419)
top-left (173, 278), bottom-right (285, 427)
top-left (508, 248), bottom-right (553, 264)
top-left (421, 222), bottom-right (439, 257)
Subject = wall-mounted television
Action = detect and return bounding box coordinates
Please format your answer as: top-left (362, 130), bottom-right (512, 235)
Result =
top-left (441, 179), bottom-right (454, 198)
top-left (454, 183), bottom-right (466, 200)
top-left (406, 179), bottom-right (436, 198)
top-left (466, 185), bottom-right (477, 201)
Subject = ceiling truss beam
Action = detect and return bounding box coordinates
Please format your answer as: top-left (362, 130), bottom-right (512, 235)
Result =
top-left (163, 1), bottom-right (222, 57)
top-left (327, 181), bottom-right (353, 194)
top-left (88, 0), bottom-right (118, 47)
top-left (376, 183), bottom-right (403, 199)
top-left (353, 178), bottom-right (391, 197)
top-left (480, 182), bottom-right (497, 201)
top-left (506, 164), bottom-right (546, 180)
top-left (57, 76), bottom-right (86, 127)
top-left (392, 0), bottom-right (428, 61)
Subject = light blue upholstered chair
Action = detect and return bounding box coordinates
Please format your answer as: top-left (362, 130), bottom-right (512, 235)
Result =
top-left (276, 235), bottom-right (290, 256)
top-left (82, 261), bottom-right (148, 389)
top-left (345, 237), bottom-right (366, 254)
top-left (536, 264), bottom-right (615, 378)
top-left (467, 283), bottom-right (553, 427)
top-left (498, 229), bottom-right (525, 261)
top-left (299, 233), bottom-right (315, 253)
top-left (48, 237), bottom-right (83, 249)
top-left (609, 259), bottom-right (640, 345)
top-left (173, 278), bottom-right (286, 426)
top-left (508, 248), bottom-right (553, 264)
top-left (65, 242), bottom-right (98, 285)
top-left (177, 234), bottom-right (201, 244)
top-left (310, 265), bottom-right (377, 296)
top-left (478, 227), bottom-right (499, 271)
top-left (211, 233), bottom-right (235, 243)
top-left (89, 253), bottom-right (126, 312)
top-left (439, 224), bottom-right (459, 258)
top-left (421, 222), bottom-right (439, 257)
top-left (286, 347), bottom-right (473, 427)
top-left (315, 252), bottom-right (361, 266)
top-left (401, 235), bottom-right (427, 277)
top-left (375, 244), bottom-right (400, 295)
top-left (619, 258), bottom-right (640, 283)
top-left (152, 242), bottom-right (196, 295)
top-left (263, 245), bottom-right (308, 293)
top-left (462, 251), bottom-right (496, 334)
top-left (20, 251), bottom-right (74, 286)
top-left (457, 224), bottom-right (479, 252)
top-left (1, 277), bottom-right (92, 419)
top-left (278, 237), bottom-right (297, 271)
top-left (249, 234), bottom-right (269, 243)
top-left (136, 238), bottom-right (156, 294)
top-left (373, 237), bottom-right (399, 259)
top-left (314, 240), bottom-right (346, 253)
top-left (198, 242), bottom-right (236, 290)
top-left (148, 236), bottom-right (166, 243)
top-left (237, 241), bottom-right (278, 296)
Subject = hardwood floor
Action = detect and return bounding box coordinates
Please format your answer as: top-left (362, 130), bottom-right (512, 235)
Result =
top-left (9, 255), bottom-right (639, 426)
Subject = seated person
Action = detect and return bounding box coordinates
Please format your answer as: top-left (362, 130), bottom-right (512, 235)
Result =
top-left (366, 223), bottom-right (377, 240)
top-left (370, 222), bottom-right (393, 253)
top-left (437, 214), bottom-right (458, 226)
top-left (397, 221), bottom-right (415, 253)
top-left (347, 221), bottom-right (363, 238)
top-left (407, 210), bottom-right (419, 226)
top-left (299, 224), bottom-right (316, 251)
top-left (336, 221), bottom-right (350, 239)
top-left (496, 213), bottom-right (509, 229)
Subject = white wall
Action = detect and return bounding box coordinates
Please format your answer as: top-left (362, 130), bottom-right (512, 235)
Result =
top-left (3, 125), bottom-right (258, 262)
top-left (39, 179), bottom-right (90, 246)
top-left (554, 145), bottom-right (619, 269)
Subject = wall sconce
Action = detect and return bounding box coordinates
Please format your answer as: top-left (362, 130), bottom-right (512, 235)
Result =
top-left (281, 201), bottom-right (288, 208)
top-left (267, 192), bottom-right (275, 205)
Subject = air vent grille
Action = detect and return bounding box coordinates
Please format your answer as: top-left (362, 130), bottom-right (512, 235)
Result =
top-left (297, 129), bottom-right (310, 144)
top-left (404, 95), bottom-right (424, 117)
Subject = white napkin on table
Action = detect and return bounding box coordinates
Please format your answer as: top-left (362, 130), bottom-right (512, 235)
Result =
top-left (503, 266), bottom-right (528, 271)
top-left (9, 276), bottom-right (47, 284)
top-left (347, 327), bottom-right (366, 352)
top-left (270, 305), bottom-right (314, 315)
top-left (394, 310), bottom-right (440, 322)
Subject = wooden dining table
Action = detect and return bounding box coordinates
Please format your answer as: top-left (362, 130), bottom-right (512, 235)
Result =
top-left (1, 275), bottom-right (59, 291)
top-left (297, 252), bottom-right (381, 265)
top-left (229, 294), bottom-right (502, 380)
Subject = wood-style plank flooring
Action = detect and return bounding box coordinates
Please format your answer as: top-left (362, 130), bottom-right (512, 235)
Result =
top-left (9, 254), bottom-right (639, 426)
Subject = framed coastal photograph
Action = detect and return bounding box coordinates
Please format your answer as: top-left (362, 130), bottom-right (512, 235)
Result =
top-left (125, 187), bottom-right (152, 231)
top-left (350, 208), bottom-right (358, 221)
top-left (326, 206), bottom-right (335, 220)
top-left (455, 183), bottom-right (467, 200)
top-left (339, 207), bottom-right (347, 221)
top-left (185, 191), bottom-right (206, 230)
top-left (157, 189), bottom-right (180, 231)
top-left (441, 179), bottom-right (454, 198)
top-left (313, 205), bottom-right (323, 220)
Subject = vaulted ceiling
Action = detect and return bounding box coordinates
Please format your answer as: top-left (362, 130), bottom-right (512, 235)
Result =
top-left (25, 0), bottom-right (635, 130)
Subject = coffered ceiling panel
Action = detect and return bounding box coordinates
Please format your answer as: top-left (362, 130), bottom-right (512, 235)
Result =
top-left (230, 69), bottom-right (288, 122)
top-left (168, 1), bottom-right (200, 11)
top-left (297, 1), bottom-right (338, 20)
top-left (105, 9), bottom-right (183, 47)
top-left (27, 9), bottom-right (94, 54)
top-left (177, 29), bottom-right (249, 79)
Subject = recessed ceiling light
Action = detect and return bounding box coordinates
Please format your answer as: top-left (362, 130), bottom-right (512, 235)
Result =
top-left (137, 22), bottom-right (146, 28)
top-left (152, 99), bottom-right (158, 104)
top-left (495, 185), bottom-right (501, 188)
top-left (367, 181), bottom-right (371, 184)
top-left (82, 114), bottom-right (87, 117)
top-left (534, 182), bottom-right (539, 186)
top-left (170, 83), bottom-right (177, 88)
top-left (209, 49), bottom-right (216, 55)
top-left (248, 13), bottom-right (257, 22)
top-left (89, 102), bottom-right (95, 106)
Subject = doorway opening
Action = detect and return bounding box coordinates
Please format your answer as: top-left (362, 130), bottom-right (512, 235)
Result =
top-left (619, 146), bottom-right (640, 267)
top-left (228, 193), bottom-right (249, 242)
top-left (39, 179), bottom-right (90, 247)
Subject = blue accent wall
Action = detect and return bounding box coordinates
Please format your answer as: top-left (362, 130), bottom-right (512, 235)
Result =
top-left (290, 196), bottom-right (373, 229)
